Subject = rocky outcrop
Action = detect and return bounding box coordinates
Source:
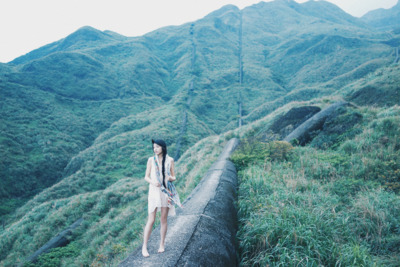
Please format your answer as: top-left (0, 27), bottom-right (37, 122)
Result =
top-left (270, 106), bottom-right (321, 139)
top-left (119, 138), bottom-right (240, 267)
top-left (284, 101), bottom-right (348, 145)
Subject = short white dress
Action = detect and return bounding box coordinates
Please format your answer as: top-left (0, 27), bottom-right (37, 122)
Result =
top-left (148, 155), bottom-right (176, 216)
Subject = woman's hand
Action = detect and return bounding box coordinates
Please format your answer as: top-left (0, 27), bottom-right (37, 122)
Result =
top-left (169, 159), bottom-right (176, 182)
top-left (152, 181), bottom-right (161, 187)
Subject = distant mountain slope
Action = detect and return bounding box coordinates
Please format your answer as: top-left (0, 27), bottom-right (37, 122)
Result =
top-left (361, 0), bottom-right (400, 31)
top-left (243, 1), bottom-right (390, 88)
top-left (0, 79), bottom-right (157, 202)
top-left (345, 64), bottom-right (400, 107)
top-left (297, 0), bottom-right (367, 27)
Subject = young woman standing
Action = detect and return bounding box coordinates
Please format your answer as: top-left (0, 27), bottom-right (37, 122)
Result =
top-left (142, 139), bottom-right (177, 257)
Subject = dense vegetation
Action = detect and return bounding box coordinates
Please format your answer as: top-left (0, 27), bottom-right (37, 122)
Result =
top-left (232, 99), bottom-right (400, 265)
top-left (1, 0), bottom-right (399, 266)
top-left (0, 81), bottom-right (157, 215)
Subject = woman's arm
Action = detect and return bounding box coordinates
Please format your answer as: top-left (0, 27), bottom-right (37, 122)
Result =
top-left (144, 158), bottom-right (160, 187)
top-left (168, 158), bottom-right (176, 182)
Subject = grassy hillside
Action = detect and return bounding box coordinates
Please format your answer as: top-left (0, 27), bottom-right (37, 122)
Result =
top-left (1, 0), bottom-right (400, 266)
top-left (344, 64), bottom-right (400, 107)
top-left (234, 106), bottom-right (400, 265)
top-left (0, 79), bottom-right (157, 213)
top-left (231, 67), bottom-right (400, 265)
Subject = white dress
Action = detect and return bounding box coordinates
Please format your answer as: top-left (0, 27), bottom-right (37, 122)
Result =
top-left (148, 155), bottom-right (176, 216)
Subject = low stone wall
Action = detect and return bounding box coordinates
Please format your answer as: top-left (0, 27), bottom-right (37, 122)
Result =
top-left (119, 138), bottom-right (240, 267)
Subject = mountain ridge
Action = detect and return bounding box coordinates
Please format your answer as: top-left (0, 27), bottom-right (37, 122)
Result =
top-left (10, 26), bottom-right (128, 65)
top-left (361, 0), bottom-right (400, 31)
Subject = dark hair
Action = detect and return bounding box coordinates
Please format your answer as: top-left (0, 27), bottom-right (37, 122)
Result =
top-left (152, 139), bottom-right (167, 187)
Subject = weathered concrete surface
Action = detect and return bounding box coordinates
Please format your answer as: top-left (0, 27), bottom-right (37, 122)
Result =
top-left (284, 101), bottom-right (348, 145)
top-left (119, 138), bottom-right (240, 267)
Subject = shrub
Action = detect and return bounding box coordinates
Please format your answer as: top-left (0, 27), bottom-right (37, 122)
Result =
top-left (230, 139), bottom-right (293, 171)
top-left (23, 242), bottom-right (81, 267)
top-left (329, 178), bottom-right (379, 204)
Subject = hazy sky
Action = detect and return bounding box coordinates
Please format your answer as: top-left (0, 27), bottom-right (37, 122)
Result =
top-left (0, 0), bottom-right (398, 63)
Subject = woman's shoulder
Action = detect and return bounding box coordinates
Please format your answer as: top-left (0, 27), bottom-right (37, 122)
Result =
top-left (166, 155), bottom-right (174, 164)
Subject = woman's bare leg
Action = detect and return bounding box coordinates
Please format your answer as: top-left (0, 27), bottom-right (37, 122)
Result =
top-left (142, 209), bottom-right (157, 257)
top-left (158, 207), bottom-right (169, 253)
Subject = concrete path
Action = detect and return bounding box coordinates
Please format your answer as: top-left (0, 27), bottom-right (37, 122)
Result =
top-left (119, 138), bottom-right (240, 267)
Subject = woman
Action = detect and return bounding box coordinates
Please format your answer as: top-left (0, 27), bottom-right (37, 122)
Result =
top-left (142, 139), bottom-right (177, 257)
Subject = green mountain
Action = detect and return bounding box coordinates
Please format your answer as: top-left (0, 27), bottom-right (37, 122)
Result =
top-left (0, 0), bottom-right (399, 266)
top-left (362, 0), bottom-right (400, 31)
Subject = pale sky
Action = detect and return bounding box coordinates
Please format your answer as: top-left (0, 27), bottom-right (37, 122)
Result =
top-left (0, 0), bottom-right (398, 63)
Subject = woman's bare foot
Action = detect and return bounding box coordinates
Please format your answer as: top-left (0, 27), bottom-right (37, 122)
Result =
top-left (158, 246), bottom-right (165, 253)
top-left (142, 247), bottom-right (150, 257)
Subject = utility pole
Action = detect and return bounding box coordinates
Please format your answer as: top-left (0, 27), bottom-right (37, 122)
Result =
top-left (394, 47), bottom-right (399, 64)
top-left (238, 11), bottom-right (243, 128)
top-left (174, 24), bottom-right (196, 161)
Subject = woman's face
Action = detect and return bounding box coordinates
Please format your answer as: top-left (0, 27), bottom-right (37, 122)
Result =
top-left (153, 143), bottom-right (163, 155)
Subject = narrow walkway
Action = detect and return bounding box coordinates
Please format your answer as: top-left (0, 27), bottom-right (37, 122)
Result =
top-left (119, 138), bottom-right (240, 267)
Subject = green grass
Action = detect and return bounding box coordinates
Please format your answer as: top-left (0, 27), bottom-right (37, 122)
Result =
top-left (234, 105), bottom-right (400, 266)
top-left (237, 161), bottom-right (400, 266)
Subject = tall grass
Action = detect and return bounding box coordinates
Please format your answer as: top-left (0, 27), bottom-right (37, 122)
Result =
top-left (235, 105), bottom-right (400, 266)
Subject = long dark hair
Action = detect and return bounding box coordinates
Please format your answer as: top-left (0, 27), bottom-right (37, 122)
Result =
top-left (152, 139), bottom-right (167, 187)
